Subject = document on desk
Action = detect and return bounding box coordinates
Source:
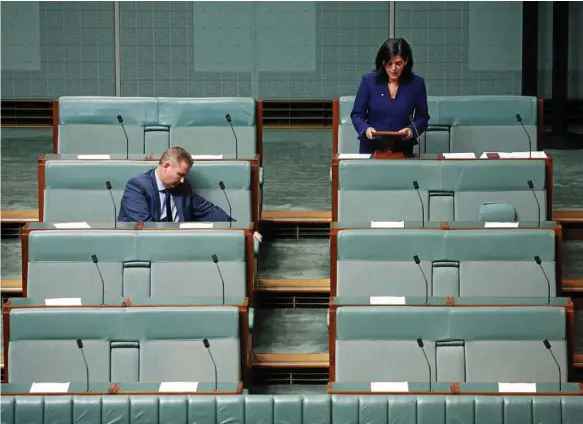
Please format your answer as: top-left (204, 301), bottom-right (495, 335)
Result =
top-left (498, 382), bottom-right (536, 393)
top-left (53, 222), bottom-right (91, 229)
top-left (371, 382), bottom-right (409, 392)
top-left (159, 382), bottom-right (199, 392)
top-left (30, 382), bottom-right (70, 393)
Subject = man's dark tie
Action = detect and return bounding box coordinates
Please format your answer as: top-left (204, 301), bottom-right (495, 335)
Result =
top-left (164, 190), bottom-right (173, 222)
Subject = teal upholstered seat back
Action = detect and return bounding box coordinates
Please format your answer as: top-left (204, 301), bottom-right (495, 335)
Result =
top-left (57, 97), bottom-right (257, 158)
top-left (337, 159), bottom-right (546, 222)
top-left (336, 228), bottom-right (556, 298)
top-left (8, 306), bottom-right (240, 384)
top-left (42, 159), bottom-right (253, 223)
top-left (334, 306), bottom-right (566, 384)
top-left (26, 229), bottom-right (247, 300)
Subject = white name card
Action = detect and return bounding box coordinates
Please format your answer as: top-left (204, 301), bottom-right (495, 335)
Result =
top-left (484, 222), bottom-right (519, 228)
top-left (77, 155), bottom-right (111, 160)
top-left (338, 153), bottom-right (372, 159)
top-left (442, 152), bottom-right (476, 159)
top-left (498, 383), bottom-right (536, 393)
top-left (30, 382), bottom-right (70, 393)
top-left (159, 382), bottom-right (199, 392)
top-left (53, 222), bottom-right (91, 229)
top-left (371, 221), bottom-right (405, 228)
top-left (370, 296), bottom-right (406, 305)
top-left (191, 155), bottom-right (223, 160)
top-left (371, 382), bottom-right (409, 392)
top-left (179, 223), bottom-right (214, 229)
top-left (45, 298), bottom-right (82, 306)
top-left (480, 151), bottom-right (547, 159)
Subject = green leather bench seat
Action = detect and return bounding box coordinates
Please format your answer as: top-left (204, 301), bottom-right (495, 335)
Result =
top-left (337, 95), bottom-right (538, 155)
top-left (2, 394), bottom-right (582, 424)
top-left (334, 306), bottom-right (566, 384)
top-left (337, 159), bottom-right (546, 222)
top-left (42, 159), bottom-right (254, 223)
top-left (335, 229), bottom-right (556, 298)
top-left (7, 306), bottom-right (242, 384)
top-left (26, 229), bottom-right (248, 300)
top-left (57, 97), bottom-right (258, 158)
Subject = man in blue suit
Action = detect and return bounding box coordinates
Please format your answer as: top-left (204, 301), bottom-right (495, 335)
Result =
top-left (118, 146), bottom-right (232, 222)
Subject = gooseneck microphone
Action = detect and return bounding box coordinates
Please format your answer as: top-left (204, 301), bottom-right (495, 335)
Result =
top-left (91, 254), bottom-right (105, 305)
top-left (515, 114), bottom-right (532, 159)
top-left (412, 181), bottom-right (425, 228)
top-left (203, 338), bottom-right (218, 391)
top-left (527, 180), bottom-right (541, 226)
top-left (76, 339), bottom-right (90, 392)
top-left (225, 114), bottom-right (239, 159)
top-left (212, 254), bottom-right (225, 305)
top-left (416, 338), bottom-right (432, 392)
top-left (218, 181), bottom-right (233, 228)
top-left (105, 181), bottom-right (117, 228)
top-left (413, 255), bottom-right (429, 305)
top-left (543, 339), bottom-right (562, 393)
top-left (117, 114), bottom-right (129, 159)
top-left (534, 255), bottom-right (552, 305)
top-left (408, 113), bottom-right (421, 150)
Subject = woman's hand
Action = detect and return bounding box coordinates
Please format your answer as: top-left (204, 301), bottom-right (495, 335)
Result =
top-left (365, 127), bottom-right (376, 139)
top-left (399, 127), bottom-right (414, 140)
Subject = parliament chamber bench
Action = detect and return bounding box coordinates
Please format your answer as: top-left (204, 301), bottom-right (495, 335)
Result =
top-left (54, 96), bottom-right (263, 160)
top-left (19, 223), bottom-right (257, 302)
top-left (329, 304), bottom-right (573, 384)
top-left (330, 225), bottom-right (561, 298)
top-left (334, 95), bottom-right (542, 156)
top-left (2, 393), bottom-right (582, 424)
top-left (331, 157), bottom-right (551, 223)
top-left (2, 304), bottom-right (251, 386)
top-left (37, 155), bottom-right (262, 224)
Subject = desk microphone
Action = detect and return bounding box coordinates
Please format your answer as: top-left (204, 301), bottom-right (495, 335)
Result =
top-left (117, 114), bottom-right (129, 159)
top-left (225, 114), bottom-right (239, 159)
top-left (105, 181), bottom-right (117, 228)
top-left (91, 254), bottom-right (105, 305)
top-left (408, 113), bottom-right (421, 149)
top-left (515, 114), bottom-right (532, 159)
top-left (413, 255), bottom-right (429, 304)
top-left (534, 256), bottom-right (552, 305)
top-left (203, 338), bottom-right (218, 391)
top-left (527, 180), bottom-right (541, 226)
top-left (212, 254), bottom-right (225, 305)
top-left (543, 339), bottom-right (562, 393)
top-left (218, 181), bottom-right (233, 228)
top-left (412, 181), bottom-right (425, 227)
top-left (416, 338), bottom-right (432, 392)
top-left (76, 339), bottom-right (90, 392)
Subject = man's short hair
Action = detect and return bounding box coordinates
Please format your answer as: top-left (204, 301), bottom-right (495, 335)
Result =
top-left (159, 146), bottom-right (194, 168)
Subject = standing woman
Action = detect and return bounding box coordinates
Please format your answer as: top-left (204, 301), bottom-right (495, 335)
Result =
top-left (351, 38), bottom-right (430, 156)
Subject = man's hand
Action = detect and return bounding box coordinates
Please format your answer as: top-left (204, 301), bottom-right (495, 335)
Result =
top-left (253, 231), bottom-right (263, 243)
top-left (399, 128), bottom-right (414, 140)
top-left (365, 127), bottom-right (377, 139)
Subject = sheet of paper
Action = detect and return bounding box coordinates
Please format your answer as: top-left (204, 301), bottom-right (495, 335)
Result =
top-left (77, 155), bottom-right (111, 160)
top-left (338, 153), bottom-right (372, 159)
top-left (484, 222), bottom-right (519, 228)
top-left (159, 382), bottom-right (199, 392)
top-left (370, 382), bottom-right (409, 392)
top-left (507, 151), bottom-right (548, 159)
top-left (442, 152), bottom-right (476, 159)
top-left (53, 222), bottom-right (91, 229)
top-left (498, 383), bottom-right (536, 393)
top-left (371, 221), bottom-right (405, 228)
top-left (45, 298), bottom-right (82, 306)
top-left (179, 223), bottom-right (214, 229)
top-left (370, 296), bottom-right (406, 305)
top-left (191, 155), bottom-right (223, 160)
top-left (30, 382), bottom-right (70, 393)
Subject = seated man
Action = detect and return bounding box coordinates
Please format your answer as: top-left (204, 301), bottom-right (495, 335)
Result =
top-left (119, 146), bottom-right (233, 222)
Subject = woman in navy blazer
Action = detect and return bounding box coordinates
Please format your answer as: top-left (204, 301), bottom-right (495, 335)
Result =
top-left (351, 38), bottom-right (430, 156)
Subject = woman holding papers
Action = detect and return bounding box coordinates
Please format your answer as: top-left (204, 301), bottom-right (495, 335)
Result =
top-left (351, 38), bottom-right (430, 156)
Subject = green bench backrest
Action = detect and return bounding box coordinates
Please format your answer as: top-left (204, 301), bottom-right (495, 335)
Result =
top-left (335, 306), bottom-right (566, 384)
top-left (26, 229), bottom-right (246, 300)
top-left (337, 159), bottom-right (546, 222)
top-left (57, 97), bottom-right (257, 158)
top-left (8, 306), bottom-right (240, 384)
top-left (336, 228), bottom-right (556, 298)
top-left (42, 159), bottom-right (253, 223)
top-left (2, 394), bottom-right (582, 424)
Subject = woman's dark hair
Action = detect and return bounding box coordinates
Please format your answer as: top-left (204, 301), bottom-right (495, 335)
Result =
top-left (374, 38), bottom-right (414, 82)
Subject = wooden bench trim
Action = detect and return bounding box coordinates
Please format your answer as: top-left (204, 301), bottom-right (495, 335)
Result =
top-left (257, 279), bottom-right (330, 292)
top-left (261, 210), bottom-right (331, 223)
top-left (252, 353), bottom-right (329, 368)
top-left (1, 210), bottom-right (39, 224)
